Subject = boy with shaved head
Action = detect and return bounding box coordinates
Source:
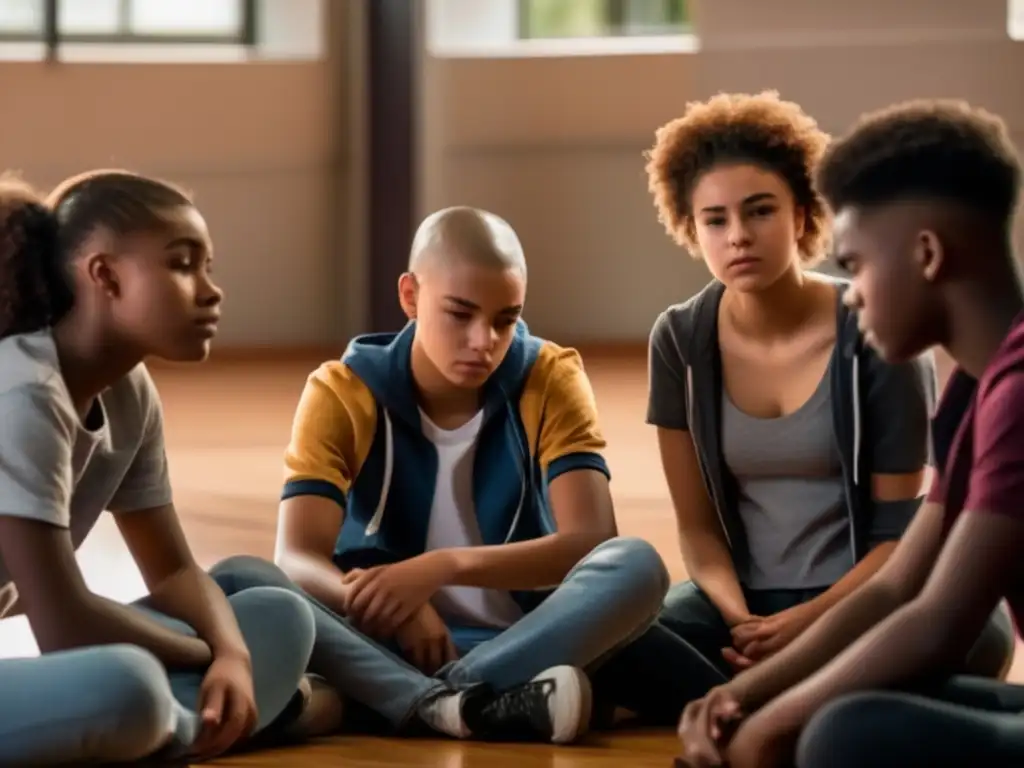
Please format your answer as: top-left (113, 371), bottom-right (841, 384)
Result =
top-left (270, 206), bottom-right (670, 743)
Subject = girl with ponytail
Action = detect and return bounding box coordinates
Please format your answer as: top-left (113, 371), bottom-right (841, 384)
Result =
top-left (0, 170), bottom-right (326, 764)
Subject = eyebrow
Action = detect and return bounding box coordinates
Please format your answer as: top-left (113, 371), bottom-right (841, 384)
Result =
top-left (699, 192), bottom-right (778, 214)
top-left (164, 236), bottom-right (206, 252)
top-left (444, 296), bottom-right (523, 315)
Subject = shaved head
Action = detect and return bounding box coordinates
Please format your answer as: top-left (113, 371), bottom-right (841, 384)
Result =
top-left (398, 207), bottom-right (527, 390)
top-left (409, 206), bottom-right (526, 280)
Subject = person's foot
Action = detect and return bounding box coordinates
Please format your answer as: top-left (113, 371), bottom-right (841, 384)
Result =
top-left (419, 666), bottom-right (592, 744)
top-left (418, 687), bottom-right (473, 739)
top-left (469, 665), bottom-right (592, 744)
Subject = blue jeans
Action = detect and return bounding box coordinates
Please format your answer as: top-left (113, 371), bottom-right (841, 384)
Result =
top-left (147, 559), bottom-right (318, 759)
top-left (0, 644), bottom-right (186, 765)
top-left (220, 537), bottom-right (669, 727)
top-left (0, 557), bottom-right (316, 765)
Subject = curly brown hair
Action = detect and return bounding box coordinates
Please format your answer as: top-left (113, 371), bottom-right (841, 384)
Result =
top-left (0, 169), bottom-right (193, 339)
top-left (645, 90), bottom-right (832, 265)
top-left (817, 98), bottom-right (1020, 228)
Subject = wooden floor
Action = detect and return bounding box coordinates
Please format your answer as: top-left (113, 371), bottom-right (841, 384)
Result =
top-left (0, 350), bottom-right (1019, 766)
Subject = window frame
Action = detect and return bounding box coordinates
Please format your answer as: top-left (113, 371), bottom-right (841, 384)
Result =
top-left (516, 0), bottom-right (690, 40)
top-left (0, 0), bottom-right (257, 46)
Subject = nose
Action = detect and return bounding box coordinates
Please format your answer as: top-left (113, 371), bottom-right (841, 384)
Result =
top-left (843, 284), bottom-right (861, 310)
top-left (727, 216), bottom-right (753, 248)
top-left (197, 271), bottom-right (224, 308)
top-left (468, 320), bottom-right (497, 352)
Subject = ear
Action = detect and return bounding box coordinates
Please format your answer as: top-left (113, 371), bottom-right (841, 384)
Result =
top-left (793, 205), bottom-right (806, 242)
top-left (915, 229), bottom-right (944, 282)
top-left (83, 251), bottom-right (120, 298)
top-left (397, 272), bottom-right (419, 320)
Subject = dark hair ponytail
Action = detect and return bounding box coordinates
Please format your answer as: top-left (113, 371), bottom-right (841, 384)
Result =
top-left (0, 174), bottom-right (73, 339)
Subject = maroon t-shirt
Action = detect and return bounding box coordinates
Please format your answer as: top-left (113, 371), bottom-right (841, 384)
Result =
top-left (927, 314), bottom-right (1024, 637)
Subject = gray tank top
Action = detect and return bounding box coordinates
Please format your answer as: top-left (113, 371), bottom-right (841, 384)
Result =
top-left (721, 357), bottom-right (852, 590)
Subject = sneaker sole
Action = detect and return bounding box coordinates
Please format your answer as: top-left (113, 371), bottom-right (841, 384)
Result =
top-left (544, 666), bottom-right (593, 745)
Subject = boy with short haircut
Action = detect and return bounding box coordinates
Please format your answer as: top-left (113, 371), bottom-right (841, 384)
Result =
top-left (273, 205), bottom-right (669, 744)
top-left (677, 99), bottom-right (1024, 768)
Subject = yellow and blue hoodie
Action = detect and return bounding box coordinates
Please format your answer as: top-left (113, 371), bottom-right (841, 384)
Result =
top-left (281, 319), bottom-right (610, 614)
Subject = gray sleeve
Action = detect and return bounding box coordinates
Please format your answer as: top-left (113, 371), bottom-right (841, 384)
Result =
top-left (646, 309), bottom-right (690, 430)
top-left (0, 386), bottom-right (74, 528)
top-left (861, 346), bottom-right (938, 543)
top-left (108, 367), bottom-right (174, 514)
top-left (864, 347), bottom-right (937, 473)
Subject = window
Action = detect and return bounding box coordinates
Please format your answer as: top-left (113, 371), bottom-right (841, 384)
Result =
top-left (1010, 0), bottom-right (1024, 40)
top-left (519, 0), bottom-right (689, 39)
top-left (0, 0), bottom-right (255, 44)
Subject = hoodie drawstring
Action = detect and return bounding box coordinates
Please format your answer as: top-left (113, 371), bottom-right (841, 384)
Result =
top-left (363, 400), bottom-right (531, 542)
top-left (364, 408), bottom-right (393, 536)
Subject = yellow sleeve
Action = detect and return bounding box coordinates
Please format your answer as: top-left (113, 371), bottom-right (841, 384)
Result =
top-left (281, 361), bottom-right (377, 508)
top-left (521, 342), bottom-right (611, 483)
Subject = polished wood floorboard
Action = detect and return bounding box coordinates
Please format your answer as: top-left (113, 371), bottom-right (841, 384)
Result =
top-left (0, 350), bottom-right (1017, 766)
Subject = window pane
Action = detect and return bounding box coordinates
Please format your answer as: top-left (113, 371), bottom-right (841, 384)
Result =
top-left (623, 0), bottom-right (689, 34)
top-left (521, 0), bottom-right (607, 39)
top-left (0, 0), bottom-right (42, 33)
top-left (129, 0), bottom-right (242, 36)
top-left (59, 0), bottom-right (122, 34)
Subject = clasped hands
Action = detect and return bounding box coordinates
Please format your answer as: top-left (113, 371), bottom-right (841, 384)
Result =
top-left (676, 604), bottom-right (815, 768)
top-left (677, 686), bottom-right (804, 768)
top-left (721, 602), bottom-right (812, 672)
top-left (342, 551), bottom-right (459, 674)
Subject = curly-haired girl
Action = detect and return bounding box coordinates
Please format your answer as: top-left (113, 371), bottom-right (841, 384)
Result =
top-left (0, 171), bottom-right (328, 764)
top-left (594, 91), bottom-right (1015, 728)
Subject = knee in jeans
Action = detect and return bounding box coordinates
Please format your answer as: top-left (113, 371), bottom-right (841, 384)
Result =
top-left (594, 536), bottom-right (670, 604)
top-left (209, 554), bottom-right (291, 591)
top-left (231, 586), bottom-right (316, 659)
top-left (101, 645), bottom-right (178, 758)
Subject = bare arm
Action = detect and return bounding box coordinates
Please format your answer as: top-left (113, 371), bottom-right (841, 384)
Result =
top-left (750, 367), bottom-right (1024, 733)
top-left (726, 497), bottom-right (946, 711)
top-left (274, 361), bottom-right (372, 616)
top-left (275, 495), bottom-right (348, 615)
top-left (0, 515), bottom-right (211, 668)
top-left (757, 505), bottom-right (1016, 732)
top-left (440, 467), bottom-right (617, 590)
top-left (646, 311), bottom-right (746, 621)
top-left (116, 505), bottom-right (249, 663)
top-left (659, 427), bottom-right (750, 626)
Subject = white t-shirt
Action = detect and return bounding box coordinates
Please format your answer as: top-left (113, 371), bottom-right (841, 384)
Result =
top-left (420, 408), bottom-right (523, 629)
top-left (0, 330), bottom-right (173, 617)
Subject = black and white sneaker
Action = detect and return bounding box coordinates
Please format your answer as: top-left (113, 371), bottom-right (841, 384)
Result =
top-left (462, 665), bottom-right (592, 744)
